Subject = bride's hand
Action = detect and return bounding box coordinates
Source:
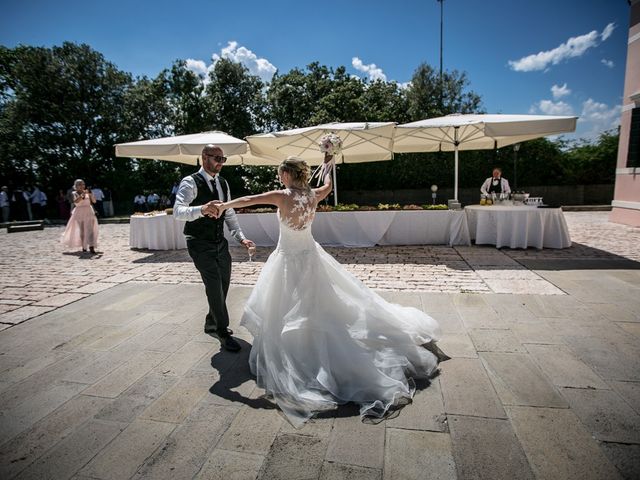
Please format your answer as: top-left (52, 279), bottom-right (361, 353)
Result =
top-left (323, 153), bottom-right (333, 164)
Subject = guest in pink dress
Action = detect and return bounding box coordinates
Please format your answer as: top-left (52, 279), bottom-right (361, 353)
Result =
top-left (61, 179), bottom-right (99, 254)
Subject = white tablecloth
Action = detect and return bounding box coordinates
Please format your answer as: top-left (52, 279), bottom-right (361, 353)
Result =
top-left (464, 205), bottom-right (572, 249)
top-left (129, 214), bottom-right (187, 250)
top-left (129, 210), bottom-right (471, 250)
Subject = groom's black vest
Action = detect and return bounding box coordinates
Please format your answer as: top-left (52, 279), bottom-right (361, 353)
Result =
top-left (183, 173), bottom-right (228, 242)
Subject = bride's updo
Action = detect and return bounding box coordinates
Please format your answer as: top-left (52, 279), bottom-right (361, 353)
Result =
top-left (278, 156), bottom-right (311, 187)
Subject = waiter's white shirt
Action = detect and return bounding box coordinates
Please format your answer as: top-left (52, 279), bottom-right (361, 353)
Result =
top-left (480, 177), bottom-right (511, 195)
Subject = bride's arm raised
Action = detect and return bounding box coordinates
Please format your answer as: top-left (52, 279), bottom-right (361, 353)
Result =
top-left (213, 190), bottom-right (284, 216)
top-left (313, 154), bottom-right (334, 202)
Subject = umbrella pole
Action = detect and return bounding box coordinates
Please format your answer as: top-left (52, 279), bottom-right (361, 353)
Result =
top-left (332, 160), bottom-right (338, 206)
top-left (454, 147), bottom-right (459, 200)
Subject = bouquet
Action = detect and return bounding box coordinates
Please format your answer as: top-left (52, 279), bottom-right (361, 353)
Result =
top-left (311, 133), bottom-right (342, 185)
top-left (318, 133), bottom-right (343, 156)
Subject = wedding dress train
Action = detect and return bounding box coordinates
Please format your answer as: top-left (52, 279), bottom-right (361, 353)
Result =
top-left (240, 188), bottom-right (444, 427)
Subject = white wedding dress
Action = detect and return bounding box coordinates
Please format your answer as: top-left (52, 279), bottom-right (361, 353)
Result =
top-left (241, 187), bottom-right (444, 427)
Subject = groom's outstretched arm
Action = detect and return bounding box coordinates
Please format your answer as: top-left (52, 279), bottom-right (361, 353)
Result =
top-left (173, 177), bottom-right (205, 221)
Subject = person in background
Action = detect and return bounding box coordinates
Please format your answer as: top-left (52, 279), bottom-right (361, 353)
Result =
top-left (29, 185), bottom-right (47, 219)
top-left (103, 187), bottom-right (113, 216)
top-left (147, 192), bottom-right (160, 211)
top-left (11, 186), bottom-right (29, 221)
top-left (480, 167), bottom-right (511, 196)
top-left (61, 179), bottom-right (99, 254)
top-left (56, 189), bottom-right (71, 220)
top-left (0, 186), bottom-right (10, 223)
top-left (170, 182), bottom-right (179, 204)
top-left (92, 184), bottom-right (105, 217)
top-left (133, 193), bottom-right (147, 212)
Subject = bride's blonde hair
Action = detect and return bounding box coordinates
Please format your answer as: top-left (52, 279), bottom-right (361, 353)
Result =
top-left (278, 156), bottom-right (311, 188)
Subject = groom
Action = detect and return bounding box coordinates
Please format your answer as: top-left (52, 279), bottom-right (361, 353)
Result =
top-left (173, 144), bottom-right (255, 352)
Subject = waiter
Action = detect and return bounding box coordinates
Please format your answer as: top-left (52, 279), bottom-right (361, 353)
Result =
top-left (481, 168), bottom-right (511, 196)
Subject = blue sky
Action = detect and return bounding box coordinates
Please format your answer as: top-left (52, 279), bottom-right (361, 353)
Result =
top-left (0, 0), bottom-right (630, 141)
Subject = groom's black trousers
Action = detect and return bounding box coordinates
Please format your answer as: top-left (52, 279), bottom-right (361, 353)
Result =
top-left (186, 238), bottom-right (232, 335)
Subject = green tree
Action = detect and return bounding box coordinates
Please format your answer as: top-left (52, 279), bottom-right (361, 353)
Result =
top-left (406, 63), bottom-right (483, 120)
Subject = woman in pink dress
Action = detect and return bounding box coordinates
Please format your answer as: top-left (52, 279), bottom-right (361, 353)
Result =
top-left (61, 179), bottom-right (99, 254)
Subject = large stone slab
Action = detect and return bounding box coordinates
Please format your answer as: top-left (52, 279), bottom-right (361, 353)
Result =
top-left (79, 419), bottom-right (176, 480)
top-left (480, 352), bottom-right (567, 408)
top-left (448, 414), bottom-right (534, 480)
top-left (0, 380), bottom-right (89, 442)
top-left (526, 344), bottom-right (609, 389)
top-left (511, 320), bottom-right (563, 345)
top-left (133, 405), bottom-right (238, 479)
top-left (195, 449), bottom-right (264, 480)
top-left (0, 394), bottom-right (111, 479)
top-left (560, 387), bottom-right (640, 444)
top-left (599, 442), bottom-right (640, 480)
top-left (94, 373), bottom-right (178, 423)
top-left (152, 340), bottom-right (212, 377)
top-left (384, 429), bottom-right (455, 480)
top-left (608, 380), bottom-right (640, 415)
top-left (439, 358), bottom-right (506, 419)
top-left (15, 419), bottom-right (125, 480)
top-left (217, 400), bottom-right (283, 455)
top-left (563, 335), bottom-right (640, 382)
top-left (258, 433), bottom-right (327, 480)
top-left (386, 378), bottom-right (446, 432)
top-left (506, 406), bottom-right (622, 480)
top-left (320, 462), bottom-right (382, 480)
top-left (325, 411), bottom-right (386, 469)
top-left (139, 374), bottom-right (213, 424)
top-left (437, 333), bottom-right (478, 358)
top-left (82, 350), bottom-right (170, 398)
top-left (469, 328), bottom-right (527, 353)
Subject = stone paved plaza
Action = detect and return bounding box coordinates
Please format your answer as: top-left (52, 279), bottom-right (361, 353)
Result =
top-left (0, 211), bottom-right (639, 479)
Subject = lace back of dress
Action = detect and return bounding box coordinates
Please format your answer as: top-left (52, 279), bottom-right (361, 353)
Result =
top-left (279, 188), bottom-right (316, 231)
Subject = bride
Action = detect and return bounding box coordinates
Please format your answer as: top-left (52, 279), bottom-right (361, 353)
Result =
top-left (212, 155), bottom-right (448, 427)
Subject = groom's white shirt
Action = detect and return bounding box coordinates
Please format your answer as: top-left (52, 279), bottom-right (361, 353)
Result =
top-left (173, 167), bottom-right (246, 243)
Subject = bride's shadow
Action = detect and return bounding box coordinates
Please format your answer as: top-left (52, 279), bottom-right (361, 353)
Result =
top-left (208, 338), bottom-right (276, 410)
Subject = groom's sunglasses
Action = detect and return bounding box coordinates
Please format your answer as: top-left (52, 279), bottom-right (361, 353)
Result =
top-left (205, 154), bottom-right (227, 163)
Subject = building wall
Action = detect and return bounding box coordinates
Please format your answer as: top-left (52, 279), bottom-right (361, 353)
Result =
top-left (611, 0), bottom-right (640, 226)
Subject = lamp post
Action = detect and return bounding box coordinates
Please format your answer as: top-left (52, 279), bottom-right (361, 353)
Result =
top-left (513, 143), bottom-right (521, 191)
top-left (431, 184), bottom-right (438, 205)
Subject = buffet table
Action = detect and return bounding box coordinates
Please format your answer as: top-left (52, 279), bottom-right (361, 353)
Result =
top-left (129, 210), bottom-right (471, 250)
top-left (464, 205), bottom-right (572, 249)
top-left (130, 214), bottom-right (187, 250)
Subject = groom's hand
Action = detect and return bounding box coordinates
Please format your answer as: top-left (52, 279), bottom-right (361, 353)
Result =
top-left (201, 201), bottom-right (219, 218)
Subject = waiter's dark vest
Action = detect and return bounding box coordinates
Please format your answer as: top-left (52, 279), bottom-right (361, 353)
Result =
top-left (183, 173), bottom-right (228, 242)
top-left (488, 178), bottom-right (503, 194)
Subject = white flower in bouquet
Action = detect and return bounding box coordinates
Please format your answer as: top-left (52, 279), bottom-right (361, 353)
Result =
top-left (318, 133), bottom-right (343, 156)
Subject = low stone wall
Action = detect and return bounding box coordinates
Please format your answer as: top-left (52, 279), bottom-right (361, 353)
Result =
top-left (339, 184), bottom-right (614, 206)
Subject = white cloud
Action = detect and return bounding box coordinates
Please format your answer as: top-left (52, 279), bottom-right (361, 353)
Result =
top-left (551, 83), bottom-right (571, 99)
top-left (212, 41), bottom-right (277, 83)
top-left (508, 23), bottom-right (615, 72)
top-left (535, 100), bottom-right (575, 116)
top-left (580, 98), bottom-right (621, 128)
top-left (601, 58), bottom-right (614, 68)
top-left (601, 23), bottom-right (615, 41)
top-left (185, 41), bottom-right (277, 84)
top-left (184, 59), bottom-right (208, 77)
top-left (352, 57), bottom-right (387, 82)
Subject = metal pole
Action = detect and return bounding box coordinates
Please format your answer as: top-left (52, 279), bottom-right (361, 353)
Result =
top-left (454, 126), bottom-right (459, 200)
top-left (438, 0), bottom-right (444, 109)
top-left (332, 159), bottom-right (338, 206)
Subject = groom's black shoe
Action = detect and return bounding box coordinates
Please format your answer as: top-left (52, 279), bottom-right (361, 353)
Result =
top-left (205, 328), bottom-right (233, 337)
top-left (206, 330), bottom-right (241, 352)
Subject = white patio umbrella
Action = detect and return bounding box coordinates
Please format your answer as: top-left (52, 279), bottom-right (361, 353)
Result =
top-left (115, 131), bottom-right (248, 166)
top-left (394, 114), bottom-right (578, 200)
top-left (247, 122), bottom-right (397, 205)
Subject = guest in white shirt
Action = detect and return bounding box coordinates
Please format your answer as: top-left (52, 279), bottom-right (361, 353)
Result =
top-left (481, 168), bottom-right (511, 196)
top-left (133, 193), bottom-right (147, 212)
top-left (91, 185), bottom-right (105, 217)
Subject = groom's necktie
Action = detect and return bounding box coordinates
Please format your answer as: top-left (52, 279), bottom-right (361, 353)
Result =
top-left (210, 178), bottom-right (219, 200)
